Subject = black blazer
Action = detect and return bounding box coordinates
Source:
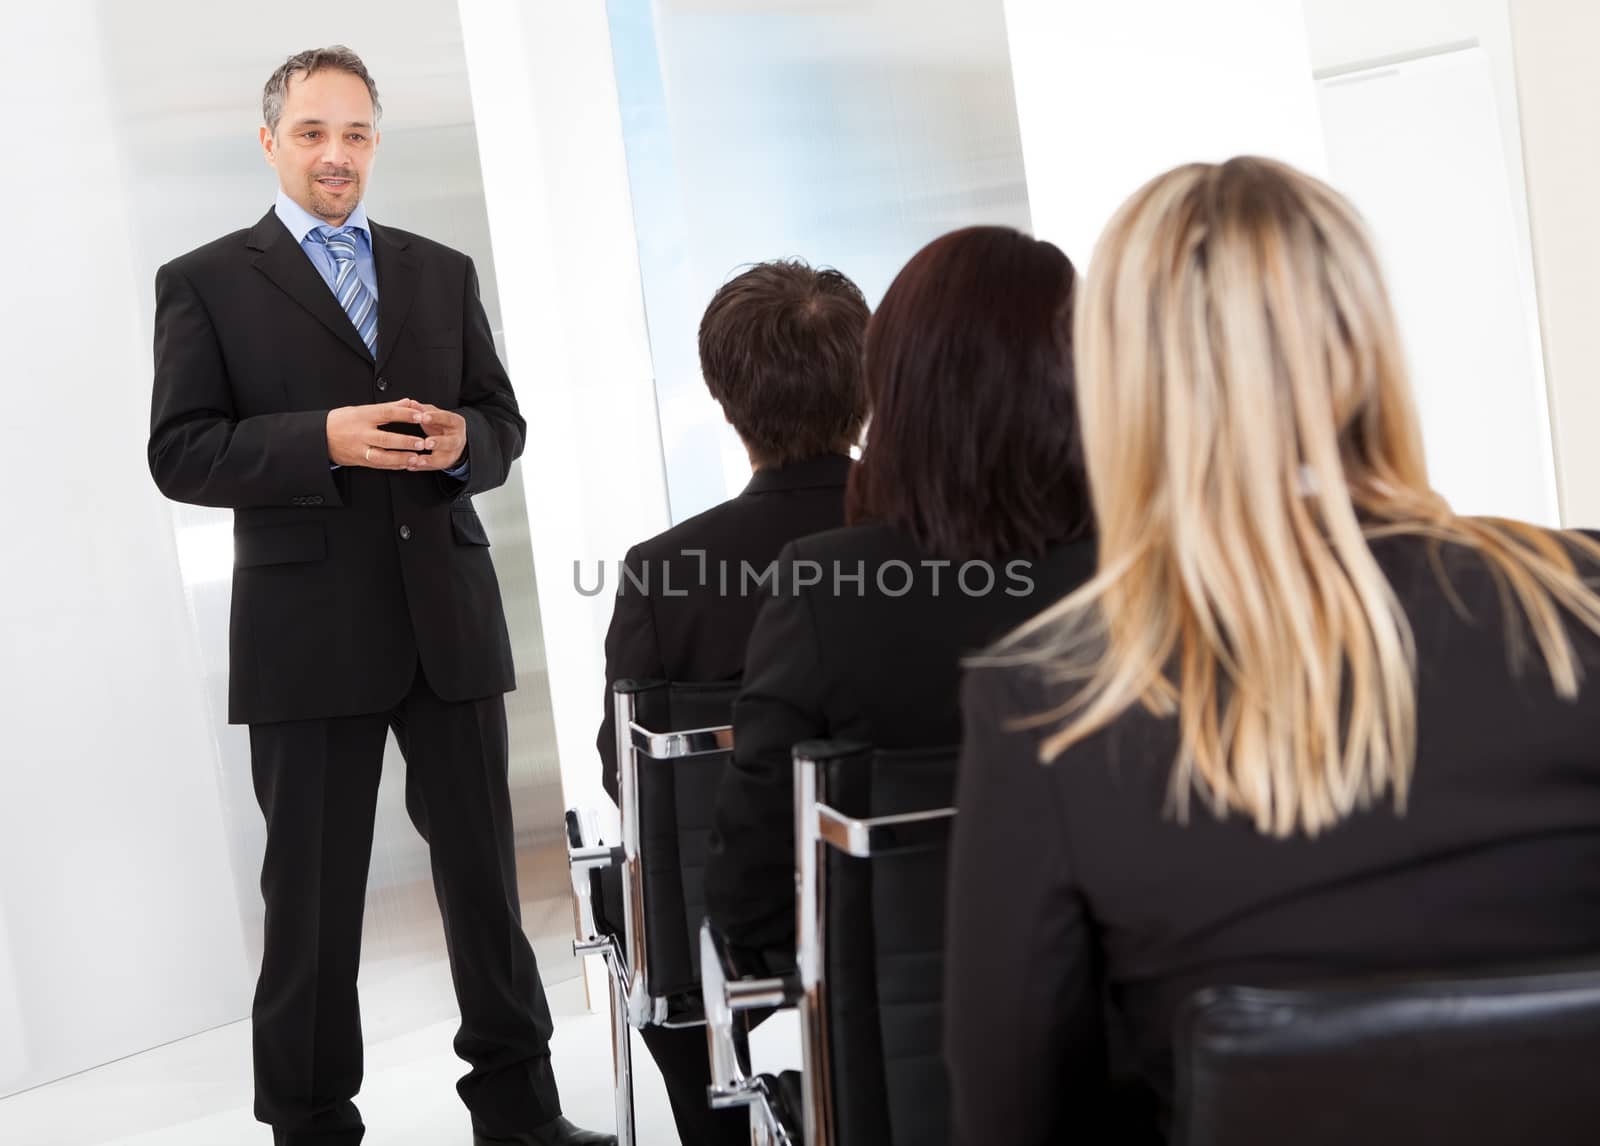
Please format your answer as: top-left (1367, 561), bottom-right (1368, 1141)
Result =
top-left (945, 530), bottom-right (1600, 1145)
top-left (148, 209), bottom-right (524, 725)
top-left (597, 455), bottom-right (853, 800)
top-left (704, 524), bottom-right (1098, 951)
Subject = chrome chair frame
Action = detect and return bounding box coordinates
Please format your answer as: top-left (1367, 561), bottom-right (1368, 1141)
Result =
top-left (700, 920), bottom-right (802, 1146)
top-left (699, 740), bottom-right (956, 1146)
top-left (565, 685), bottom-right (735, 1146)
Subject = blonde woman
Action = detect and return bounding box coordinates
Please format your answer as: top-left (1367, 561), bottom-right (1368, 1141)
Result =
top-left (942, 157), bottom-right (1600, 1144)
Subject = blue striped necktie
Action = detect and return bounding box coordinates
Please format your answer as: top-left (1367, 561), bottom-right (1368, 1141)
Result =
top-left (310, 226), bottom-right (378, 357)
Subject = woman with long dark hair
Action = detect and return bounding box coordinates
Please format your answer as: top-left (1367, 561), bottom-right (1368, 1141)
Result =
top-left (704, 224), bottom-right (1096, 953)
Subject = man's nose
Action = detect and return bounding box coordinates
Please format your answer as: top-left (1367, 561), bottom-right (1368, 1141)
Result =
top-left (319, 134), bottom-right (349, 165)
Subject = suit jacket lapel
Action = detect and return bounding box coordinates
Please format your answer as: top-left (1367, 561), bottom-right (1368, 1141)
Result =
top-left (246, 209), bottom-right (371, 364)
top-left (371, 222), bottom-right (419, 375)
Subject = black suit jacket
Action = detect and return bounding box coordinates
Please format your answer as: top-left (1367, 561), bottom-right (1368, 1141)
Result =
top-left (597, 454), bottom-right (852, 801)
top-left (945, 530), bottom-right (1600, 1145)
top-left (148, 209), bottom-right (524, 725)
top-left (704, 524), bottom-right (1098, 950)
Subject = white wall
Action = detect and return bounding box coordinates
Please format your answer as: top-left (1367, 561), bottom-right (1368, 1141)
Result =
top-left (1005, 0), bottom-right (1564, 528)
top-left (460, 0), bottom-right (671, 1006)
top-left (1002, 0), bottom-right (1327, 267)
top-left (0, 0), bottom-right (252, 1095)
top-left (457, 0), bottom-right (669, 827)
top-left (1315, 46), bottom-right (1558, 524)
top-left (1302, 0), bottom-right (1559, 526)
top-left (1302, 0), bottom-right (1531, 245)
top-left (1302, 0), bottom-right (1538, 350)
top-left (1512, 0), bottom-right (1600, 529)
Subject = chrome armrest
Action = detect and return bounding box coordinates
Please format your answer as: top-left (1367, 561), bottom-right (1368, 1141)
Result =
top-left (815, 803), bottom-right (955, 858)
top-left (631, 721), bottom-right (735, 759)
top-left (615, 680), bottom-right (738, 1029)
top-left (565, 806), bottom-right (614, 958)
top-left (791, 740), bottom-right (957, 1146)
top-left (700, 919), bottom-right (799, 1110)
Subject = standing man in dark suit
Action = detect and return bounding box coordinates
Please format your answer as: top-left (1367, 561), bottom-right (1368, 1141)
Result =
top-left (147, 46), bottom-right (611, 1146)
top-left (597, 260), bottom-right (871, 1145)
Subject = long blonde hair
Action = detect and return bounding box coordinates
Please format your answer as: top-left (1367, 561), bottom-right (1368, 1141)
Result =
top-left (995, 157), bottom-right (1600, 838)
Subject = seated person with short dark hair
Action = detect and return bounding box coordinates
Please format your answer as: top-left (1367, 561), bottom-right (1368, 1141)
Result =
top-left (597, 259), bottom-right (871, 1146)
top-left (703, 225), bottom-right (1099, 956)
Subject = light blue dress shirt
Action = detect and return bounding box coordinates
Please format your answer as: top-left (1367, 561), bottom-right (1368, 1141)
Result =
top-left (275, 192), bottom-right (469, 480)
top-left (274, 190), bottom-right (379, 302)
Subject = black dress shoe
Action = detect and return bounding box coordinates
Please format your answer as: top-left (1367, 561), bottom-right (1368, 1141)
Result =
top-left (472, 1115), bottom-right (617, 1146)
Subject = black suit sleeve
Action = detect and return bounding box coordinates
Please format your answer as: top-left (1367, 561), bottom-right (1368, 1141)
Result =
top-left (148, 262), bottom-right (342, 509)
top-left (705, 543), bottom-right (827, 950)
top-left (598, 545), bottom-right (666, 803)
top-left (446, 257), bottom-right (526, 501)
top-left (944, 665), bottom-right (1106, 1146)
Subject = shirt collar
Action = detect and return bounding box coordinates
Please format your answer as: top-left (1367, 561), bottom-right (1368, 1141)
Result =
top-left (274, 189), bottom-right (372, 247)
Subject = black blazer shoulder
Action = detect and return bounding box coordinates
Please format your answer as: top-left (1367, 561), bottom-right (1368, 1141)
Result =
top-left (622, 491), bottom-right (758, 570)
top-left (775, 522), bottom-right (1098, 684)
top-left (163, 225), bottom-right (254, 275)
top-left (705, 523), bottom-right (1096, 949)
top-left (595, 456), bottom-right (853, 799)
top-left (367, 221), bottom-right (463, 261)
top-left (629, 454), bottom-right (856, 568)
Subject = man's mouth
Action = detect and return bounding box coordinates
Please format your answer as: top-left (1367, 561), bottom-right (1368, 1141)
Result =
top-left (318, 177), bottom-right (353, 190)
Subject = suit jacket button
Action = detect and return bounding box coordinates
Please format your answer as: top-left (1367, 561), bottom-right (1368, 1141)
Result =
top-left (376, 376), bottom-right (389, 391)
top-left (399, 525), bottom-right (412, 541)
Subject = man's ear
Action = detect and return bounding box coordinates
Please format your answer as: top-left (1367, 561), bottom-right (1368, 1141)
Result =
top-left (260, 125), bottom-right (276, 167)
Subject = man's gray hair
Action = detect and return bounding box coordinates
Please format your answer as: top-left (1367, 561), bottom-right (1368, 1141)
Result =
top-left (262, 45), bottom-right (382, 136)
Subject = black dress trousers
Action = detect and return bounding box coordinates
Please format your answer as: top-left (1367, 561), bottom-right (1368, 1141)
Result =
top-left (248, 666), bottom-right (559, 1144)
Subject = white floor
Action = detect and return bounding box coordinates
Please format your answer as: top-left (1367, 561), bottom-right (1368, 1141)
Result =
top-left (0, 939), bottom-right (800, 1146)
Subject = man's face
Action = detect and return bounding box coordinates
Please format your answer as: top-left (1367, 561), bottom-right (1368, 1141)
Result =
top-left (260, 69), bottom-right (379, 224)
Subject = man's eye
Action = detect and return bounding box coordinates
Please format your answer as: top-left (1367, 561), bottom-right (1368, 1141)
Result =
top-left (349, 134), bottom-right (367, 143)
top-left (303, 132), bottom-right (320, 141)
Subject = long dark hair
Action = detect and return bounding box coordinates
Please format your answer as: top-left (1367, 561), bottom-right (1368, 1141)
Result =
top-left (846, 225), bottom-right (1090, 559)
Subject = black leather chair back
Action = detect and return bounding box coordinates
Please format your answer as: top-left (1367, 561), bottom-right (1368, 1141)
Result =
top-left (1174, 962), bottom-right (1600, 1146)
top-left (627, 679), bottom-right (738, 1003)
top-left (822, 745), bottom-right (957, 1146)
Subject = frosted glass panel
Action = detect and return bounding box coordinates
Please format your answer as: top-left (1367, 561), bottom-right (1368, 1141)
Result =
top-left (608, 0), bottom-right (1032, 521)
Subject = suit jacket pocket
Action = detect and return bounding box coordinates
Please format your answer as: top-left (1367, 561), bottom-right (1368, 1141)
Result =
top-left (235, 522), bottom-right (327, 567)
top-left (451, 509), bottom-right (491, 546)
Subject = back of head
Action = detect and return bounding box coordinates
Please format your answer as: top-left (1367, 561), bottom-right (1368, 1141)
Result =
top-left (1002, 156), bottom-right (1600, 837)
top-left (847, 225), bottom-right (1091, 560)
top-left (697, 260), bottom-right (870, 469)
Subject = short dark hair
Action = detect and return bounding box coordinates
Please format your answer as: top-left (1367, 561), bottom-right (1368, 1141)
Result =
top-left (846, 226), bottom-right (1091, 559)
top-left (263, 46), bottom-right (382, 136)
top-left (697, 260), bottom-right (870, 468)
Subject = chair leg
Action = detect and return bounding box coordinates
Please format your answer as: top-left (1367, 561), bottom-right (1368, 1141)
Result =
top-left (607, 960), bottom-right (637, 1146)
